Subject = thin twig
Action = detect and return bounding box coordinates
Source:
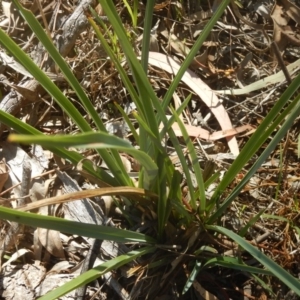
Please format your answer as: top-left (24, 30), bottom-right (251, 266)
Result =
top-left (271, 41), bottom-right (292, 85)
top-left (75, 239), bottom-right (103, 300)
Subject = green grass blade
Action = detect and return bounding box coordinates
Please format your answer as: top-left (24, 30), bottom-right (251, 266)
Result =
top-left (209, 71), bottom-right (300, 202)
top-left (88, 11), bottom-right (157, 183)
top-left (171, 107), bottom-right (206, 212)
top-left (252, 274), bottom-right (276, 298)
top-left (238, 209), bottom-right (266, 237)
top-left (170, 198), bottom-right (193, 224)
top-left (9, 133), bottom-right (158, 187)
top-left (161, 0), bottom-right (231, 111)
top-left (132, 112), bottom-right (175, 194)
top-left (166, 131), bottom-right (197, 210)
top-left (208, 92), bottom-right (300, 223)
top-left (168, 169), bottom-right (184, 218)
top-left (156, 153), bottom-right (168, 237)
top-left (0, 205), bottom-right (156, 244)
top-left (182, 260), bottom-right (202, 294)
top-left (207, 225), bottom-right (300, 295)
top-left (123, 0), bottom-right (135, 28)
top-left (0, 28), bottom-right (91, 133)
top-left (0, 18), bottom-right (130, 186)
top-left (11, 0), bottom-right (106, 133)
top-left (155, 148), bottom-right (179, 237)
top-left (97, 0), bottom-right (167, 136)
top-left (0, 110), bottom-right (117, 185)
top-left (132, 112), bottom-right (168, 154)
top-left (39, 246), bottom-right (155, 300)
top-left (160, 94), bottom-right (192, 139)
top-left (262, 214), bottom-right (290, 222)
top-left (202, 256), bottom-right (272, 276)
top-left (11, 1), bottom-right (131, 186)
top-left (89, 13), bottom-right (146, 117)
top-left (94, 1), bottom-right (193, 205)
top-left (140, 0), bottom-right (155, 72)
top-left (261, 214), bottom-right (300, 236)
top-left (204, 171), bottom-right (220, 189)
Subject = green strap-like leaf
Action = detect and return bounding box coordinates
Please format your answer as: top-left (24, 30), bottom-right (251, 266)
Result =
top-left (207, 225), bottom-right (300, 295)
top-left (39, 246), bottom-right (155, 300)
top-left (9, 132), bottom-right (158, 187)
top-left (0, 205), bottom-right (156, 244)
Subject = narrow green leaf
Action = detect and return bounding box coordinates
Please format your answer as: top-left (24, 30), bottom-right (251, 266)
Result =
top-left (168, 169), bottom-right (184, 216)
top-left (0, 110), bottom-right (117, 185)
top-left (166, 130), bottom-right (197, 210)
top-left (170, 198), bottom-right (193, 224)
top-left (156, 153), bottom-right (168, 237)
top-left (0, 6), bottom-right (131, 186)
top-left (160, 94), bottom-right (192, 139)
top-left (238, 209), bottom-right (266, 237)
top-left (88, 13), bottom-right (146, 119)
top-left (161, 0), bottom-right (231, 111)
top-left (262, 214), bottom-right (290, 222)
top-left (252, 274), bottom-right (276, 298)
top-left (207, 91), bottom-right (300, 223)
top-left (89, 10), bottom-right (160, 184)
top-left (0, 205), bottom-right (156, 244)
top-left (182, 260), bottom-right (201, 294)
top-left (0, 28), bottom-right (90, 133)
top-left (140, 0), bottom-right (155, 72)
top-left (11, 0), bottom-right (106, 133)
top-left (194, 245), bottom-right (218, 255)
top-left (39, 246), bottom-right (155, 300)
top-left (207, 225), bottom-right (300, 295)
top-left (204, 171), bottom-right (220, 189)
top-left (9, 132), bottom-right (158, 187)
top-left (171, 107), bottom-right (206, 212)
top-left (97, 0), bottom-right (167, 138)
top-left (132, 112), bottom-right (169, 156)
top-left (202, 256), bottom-right (272, 276)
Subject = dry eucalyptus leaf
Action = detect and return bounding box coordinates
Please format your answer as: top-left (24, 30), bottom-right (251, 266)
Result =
top-left (146, 52), bottom-right (239, 155)
top-left (37, 228), bottom-right (66, 259)
top-left (1, 248), bottom-right (34, 269)
top-left (48, 261), bottom-right (75, 274)
top-left (0, 51), bottom-right (33, 78)
top-left (101, 195), bottom-right (114, 216)
top-left (120, 155), bottom-right (131, 173)
top-left (162, 122), bottom-right (253, 141)
top-left (1, 142), bottom-right (48, 182)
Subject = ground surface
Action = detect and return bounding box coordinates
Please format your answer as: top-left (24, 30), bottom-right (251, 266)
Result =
top-left (0, 0), bottom-right (300, 299)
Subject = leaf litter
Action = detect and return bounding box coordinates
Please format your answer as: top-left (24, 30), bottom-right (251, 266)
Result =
top-left (0, 0), bottom-right (300, 299)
